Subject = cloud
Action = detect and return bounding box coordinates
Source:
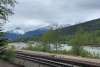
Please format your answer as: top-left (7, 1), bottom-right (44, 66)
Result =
top-left (3, 18), bottom-right (49, 33)
top-left (3, 0), bottom-right (100, 33)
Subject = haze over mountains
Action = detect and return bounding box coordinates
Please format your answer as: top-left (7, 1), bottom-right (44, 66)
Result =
top-left (3, 0), bottom-right (100, 41)
top-left (4, 18), bottom-right (100, 41)
top-left (4, 24), bottom-right (70, 41)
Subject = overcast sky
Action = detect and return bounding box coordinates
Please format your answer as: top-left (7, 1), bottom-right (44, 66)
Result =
top-left (3, 0), bottom-right (100, 34)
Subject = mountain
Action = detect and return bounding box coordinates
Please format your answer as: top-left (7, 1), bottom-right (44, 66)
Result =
top-left (22, 28), bottom-right (48, 38)
top-left (4, 24), bottom-right (70, 41)
top-left (5, 18), bottom-right (100, 41)
top-left (5, 32), bottom-right (22, 41)
top-left (55, 18), bottom-right (100, 36)
top-left (4, 28), bottom-right (48, 41)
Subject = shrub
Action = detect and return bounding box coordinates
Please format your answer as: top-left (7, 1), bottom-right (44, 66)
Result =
top-left (0, 47), bottom-right (16, 61)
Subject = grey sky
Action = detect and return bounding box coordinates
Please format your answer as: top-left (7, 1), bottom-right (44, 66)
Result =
top-left (3, 0), bottom-right (100, 34)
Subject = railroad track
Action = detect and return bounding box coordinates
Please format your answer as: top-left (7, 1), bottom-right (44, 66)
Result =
top-left (16, 50), bottom-right (100, 67)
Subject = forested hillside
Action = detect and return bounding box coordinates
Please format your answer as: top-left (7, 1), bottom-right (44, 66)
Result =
top-left (56, 18), bottom-right (100, 36)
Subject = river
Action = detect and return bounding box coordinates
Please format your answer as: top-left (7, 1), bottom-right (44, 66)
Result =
top-left (8, 42), bottom-right (100, 56)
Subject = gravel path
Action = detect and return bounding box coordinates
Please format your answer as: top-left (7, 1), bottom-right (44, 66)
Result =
top-left (0, 60), bottom-right (20, 67)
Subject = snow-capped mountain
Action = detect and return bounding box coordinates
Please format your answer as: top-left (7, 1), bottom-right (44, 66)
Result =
top-left (4, 24), bottom-right (70, 41)
top-left (4, 26), bottom-right (49, 41)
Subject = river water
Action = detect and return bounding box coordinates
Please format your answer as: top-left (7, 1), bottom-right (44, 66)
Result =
top-left (8, 42), bottom-right (100, 56)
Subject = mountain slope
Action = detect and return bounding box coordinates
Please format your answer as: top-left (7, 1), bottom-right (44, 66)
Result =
top-left (5, 32), bottom-right (21, 41)
top-left (5, 28), bottom-right (48, 41)
top-left (56, 18), bottom-right (100, 36)
top-left (23, 28), bottom-right (48, 38)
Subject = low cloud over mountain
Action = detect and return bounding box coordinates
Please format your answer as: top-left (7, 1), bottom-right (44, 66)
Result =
top-left (3, 0), bottom-right (100, 33)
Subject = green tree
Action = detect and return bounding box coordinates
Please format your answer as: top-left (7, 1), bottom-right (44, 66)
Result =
top-left (0, 0), bottom-right (16, 21)
top-left (0, 0), bottom-right (16, 46)
top-left (68, 29), bottom-right (100, 56)
top-left (0, 0), bottom-right (16, 60)
top-left (42, 30), bottom-right (62, 53)
top-left (68, 29), bottom-right (90, 55)
top-left (91, 30), bottom-right (100, 45)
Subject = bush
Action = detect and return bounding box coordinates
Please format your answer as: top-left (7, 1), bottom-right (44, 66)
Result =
top-left (0, 47), bottom-right (16, 61)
